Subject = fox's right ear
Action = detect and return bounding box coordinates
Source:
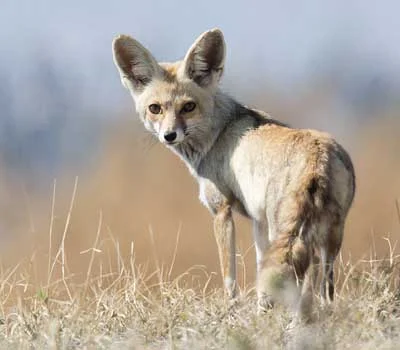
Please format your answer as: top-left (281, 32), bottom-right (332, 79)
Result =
top-left (112, 35), bottom-right (161, 94)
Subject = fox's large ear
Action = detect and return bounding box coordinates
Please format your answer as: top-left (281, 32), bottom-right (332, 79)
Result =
top-left (113, 35), bottom-right (161, 94)
top-left (183, 29), bottom-right (225, 89)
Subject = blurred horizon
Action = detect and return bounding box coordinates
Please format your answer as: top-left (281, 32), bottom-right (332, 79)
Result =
top-left (1, 1), bottom-right (400, 180)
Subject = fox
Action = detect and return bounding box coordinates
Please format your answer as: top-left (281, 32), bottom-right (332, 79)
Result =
top-left (112, 28), bottom-right (355, 318)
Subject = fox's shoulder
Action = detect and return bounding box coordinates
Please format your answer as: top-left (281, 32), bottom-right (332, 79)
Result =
top-left (241, 105), bottom-right (289, 129)
top-left (241, 106), bottom-right (344, 151)
top-left (242, 106), bottom-right (332, 143)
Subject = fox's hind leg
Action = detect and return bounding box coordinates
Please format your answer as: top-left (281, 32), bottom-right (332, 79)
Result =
top-left (320, 220), bottom-right (344, 302)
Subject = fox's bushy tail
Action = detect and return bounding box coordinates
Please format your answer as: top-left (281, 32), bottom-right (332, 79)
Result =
top-left (258, 166), bottom-right (329, 309)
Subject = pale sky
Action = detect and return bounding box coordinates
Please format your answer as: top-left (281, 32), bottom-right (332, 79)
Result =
top-left (1, 0), bottom-right (400, 113)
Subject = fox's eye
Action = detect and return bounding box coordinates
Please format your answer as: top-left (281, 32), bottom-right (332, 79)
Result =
top-left (149, 104), bottom-right (162, 114)
top-left (182, 101), bottom-right (196, 113)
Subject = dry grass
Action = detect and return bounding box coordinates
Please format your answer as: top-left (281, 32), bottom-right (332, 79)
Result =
top-left (0, 115), bottom-right (398, 348)
top-left (0, 197), bottom-right (399, 350)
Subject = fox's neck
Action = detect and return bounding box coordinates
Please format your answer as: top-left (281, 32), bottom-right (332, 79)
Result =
top-left (171, 90), bottom-right (240, 174)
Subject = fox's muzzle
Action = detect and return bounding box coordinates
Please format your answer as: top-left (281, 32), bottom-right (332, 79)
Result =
top-left (159, 128), bottom-right (185, 145)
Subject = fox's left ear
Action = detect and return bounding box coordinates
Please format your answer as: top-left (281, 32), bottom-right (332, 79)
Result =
top-left (183, 29), bottom-right (226, 89)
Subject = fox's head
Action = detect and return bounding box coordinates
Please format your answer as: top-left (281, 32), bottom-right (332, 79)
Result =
top-left (112, 29), bottom-right (225, 146)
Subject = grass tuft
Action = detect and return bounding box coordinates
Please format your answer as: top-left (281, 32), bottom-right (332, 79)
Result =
top-left (0, 183), bottom-right (399, 348)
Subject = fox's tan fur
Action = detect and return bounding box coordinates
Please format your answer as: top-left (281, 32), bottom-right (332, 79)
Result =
top-left (112, 29), bottom-right (355, 318)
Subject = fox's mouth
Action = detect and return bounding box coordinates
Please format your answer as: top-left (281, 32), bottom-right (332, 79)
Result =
top-left (165, 140), bottom-right (179, 146)
top-left (164, 137), bottom-right (186, 146)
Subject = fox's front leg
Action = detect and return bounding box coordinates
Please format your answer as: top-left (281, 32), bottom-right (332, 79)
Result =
top-left (213, 205), bottom-right (237, 298)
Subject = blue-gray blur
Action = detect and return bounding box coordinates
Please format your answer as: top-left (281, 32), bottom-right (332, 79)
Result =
top-left (1, 0), bottom-right (399, 185)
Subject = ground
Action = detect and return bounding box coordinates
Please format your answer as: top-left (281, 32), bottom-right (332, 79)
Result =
top-left (0, 242), bottom-right (399, 350)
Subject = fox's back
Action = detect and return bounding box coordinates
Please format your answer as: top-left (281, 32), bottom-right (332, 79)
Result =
top-left (200, 110), bottom-right (355, 222)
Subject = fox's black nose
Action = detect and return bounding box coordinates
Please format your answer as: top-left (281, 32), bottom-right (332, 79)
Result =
top-left (164, 131), bottom-right (177, 143)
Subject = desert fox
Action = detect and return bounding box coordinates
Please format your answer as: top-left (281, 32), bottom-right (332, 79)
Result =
top-left (112, 29), bottom-right (355, 316)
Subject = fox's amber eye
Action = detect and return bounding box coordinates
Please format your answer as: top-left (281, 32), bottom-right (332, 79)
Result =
top-left (149, 104), bottom-right (162, 114)
top-left (182, 101), bottom-right (196, 113)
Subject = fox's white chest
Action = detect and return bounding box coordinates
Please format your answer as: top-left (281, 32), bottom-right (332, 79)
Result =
top-left (197, 177), bottom-right (227, 214)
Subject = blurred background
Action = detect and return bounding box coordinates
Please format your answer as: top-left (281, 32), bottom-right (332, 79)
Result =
top-left (0, 0), bottom-right (399, 287)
